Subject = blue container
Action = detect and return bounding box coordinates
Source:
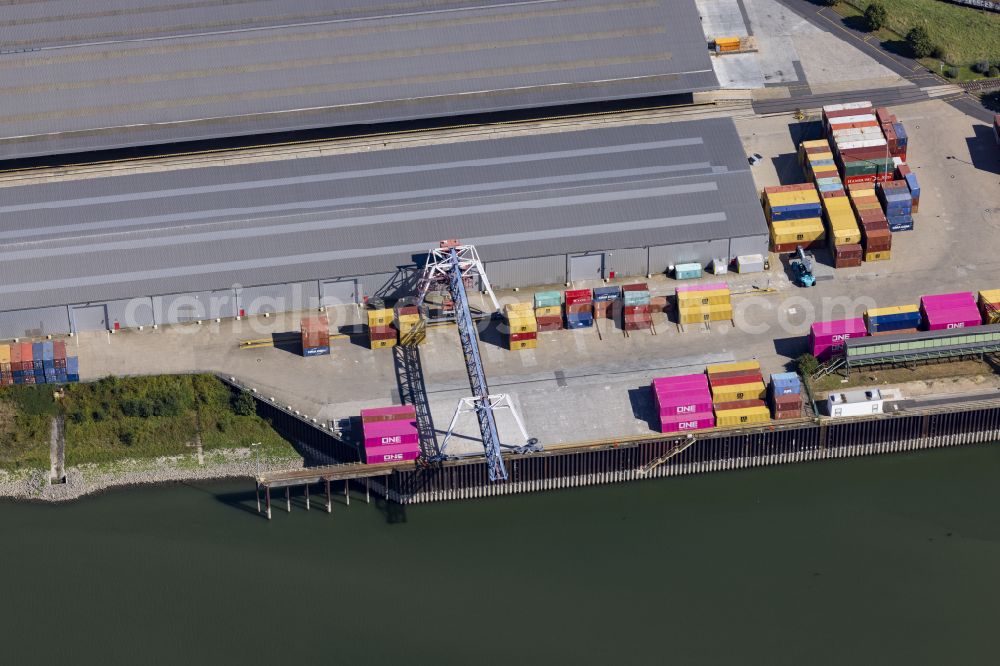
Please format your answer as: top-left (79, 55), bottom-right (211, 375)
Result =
top-left (769, 203), bottom-right (823, 221)
top-left (564, 318), bottom-right (593, 329)
top-left (592, 286), bottom-right (621, 302)
top-left (13, 375), bottom-right (24, 385)
top-left (67, 357), bottom-right (79, 375)
top-left (32, 342), bottom-right (44, 370)
top-left (42, 341), bottom-right (54, 362)
top-left (43, 360), bottom-right (55, 371)
top-left (302, 345), bottom-right (331, 357)
top-left (905, 173), bottom-right (919, 197)
top-left (818, 183), bottom-right (843, 193)
top-left (867, 313), bottom-right (921, 333)
top-left (771, 372), bottom-right (800, 385)
top-left (674, 263), bottom-right (703, 280)
top-left (12, 370), bottom-right (24, 379)
top-left (892, 122), bottom-right (908, 146)
top-left (67, 375), bottom-right (80, 382)
top-left (888, 216), bottom-right (914, 232)
top-left (811, 159), bottom-right (836, 167)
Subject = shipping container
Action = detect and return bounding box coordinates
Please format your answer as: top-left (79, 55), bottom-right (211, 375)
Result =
top-left (534, 291), bottom-right (562, 308)
top-left (711, 382), bottom-right (767, 403)
top-left (363, 444), bottom-right (421, 465)
top-left (361, 405), bottom-right (417, 424)
top-left (673, 263), bottom-right (703, 280)
top-left (810, 318), bottom-right (867, 360)
top-left (713, 404), bottom-right (771, 427)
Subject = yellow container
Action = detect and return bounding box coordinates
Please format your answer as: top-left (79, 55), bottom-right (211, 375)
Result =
top-left (369, 338), bottom-right (394, 349)
top-left (398, 330), bottom-right (426, 345)
top-left (707, 360), bottom-right (760, 375)
top-left (677, 292), bottom-right (731, 307)
top-left (395, 313), bottom-right (420, 324)
top-left (801, 139), bottom-right (830, 149)
top-left (863, 250), bottom-right (890, 262)
top-left (505, 302), bottom-right (534, 314)
top-left (770, 226), bottom-right (826, 246)
top-left (712, 383), bottom-right (767, 403)
top-left (534, 306), bottom-right (561, 317)
top-left (396, 320), bottom-right (422, 334)
top-left (506, 317), bottom-right (538, 334)
top-left (714, 406), bottom-right (771, 428)
top-left (0, 343), bottom-right (9, 366)
top-left (978, 290), bottom-right (1000, 306)
top-left (866, 304), bottom-right (917, 319)
top-left (509, 339), bottom-right (538, 351)
top-left (368, 309), bottom-right (392, 327)
top-left (714, 36), bottom-right (740, 47)
top-left (679, 304), bottom-right (733, 324)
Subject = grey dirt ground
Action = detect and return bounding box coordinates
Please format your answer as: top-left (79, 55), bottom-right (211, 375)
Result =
top-left (68, 98), bottom-right (1000, 457)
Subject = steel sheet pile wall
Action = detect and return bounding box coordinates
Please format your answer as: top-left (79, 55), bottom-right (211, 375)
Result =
top-left (372, 406), bottom-right (1000, 504)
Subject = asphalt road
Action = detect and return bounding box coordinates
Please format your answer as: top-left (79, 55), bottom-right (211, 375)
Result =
top-left (771, 0), bottom-right (995, 123)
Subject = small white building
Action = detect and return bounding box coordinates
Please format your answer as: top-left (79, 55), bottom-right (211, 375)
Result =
top-left (828, 389), bottom-right (884, 418)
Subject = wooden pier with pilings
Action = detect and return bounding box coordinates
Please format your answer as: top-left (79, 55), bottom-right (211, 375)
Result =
top-left (255, 462), bottom-right (399, 519)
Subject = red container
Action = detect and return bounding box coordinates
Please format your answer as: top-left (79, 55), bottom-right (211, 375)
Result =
top-left (509, 332), bottom-right (537, 342)
top-left (821, 189), bottom-right (847, 199)
top-left (53, 340), bottom-right (67, 368)
top-left (764, 183), bottom-right (817, 195)
top-left (623, 304), bottom-right (650, 315)
top-left (23, 375), bottom-right (35, 385)
top-left (772, 240), bottom-right (825, 253)
top-left (536, 319), bottom-right (563, 332)
top-left (773, 410), bottom-right (802, 421)
top-left (20, 342), bottom-right (32, 368)
top-left (360, 405), bottom-right (416, 424)
top-left (773, 393), bottom-right (803, 409)
top-left (564, 289), bottom-right (592, 306)
top-left (565, 303), bottom-right (591, 314)
top-left (622, 283), bottom-right (649, 292)
top-left (708, 370), bottom-right (764, 387)
top-left (368, 327), bottom-right (397, 341)
top-left (833, 243), bottom-right (863, 268)
top-left (714, 399), bottom-right (767, 411)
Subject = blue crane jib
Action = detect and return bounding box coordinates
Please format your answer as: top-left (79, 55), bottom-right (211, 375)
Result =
top-left (447, 249), bottom-right (508, 481)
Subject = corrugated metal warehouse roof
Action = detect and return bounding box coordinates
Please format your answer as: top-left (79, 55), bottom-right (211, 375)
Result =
top-left (0, 117), bottom-right (764, 312)
top-left (0, 0), bottom-right (717, 160)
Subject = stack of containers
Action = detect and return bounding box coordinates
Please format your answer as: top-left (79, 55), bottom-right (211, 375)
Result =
top-left (707, 361), bottom-right (767, 404)
top-left (10, 343), bottom-right (23, 384)
top-left (864, 305), bottom-right (922, 336)
top-left (798, 139), bottom-right (843, 192)
top-left (367, 306), bottom-right (396, 349)
top-left (920, 292), bottom-right (982, 330)
top-left (0, 344), bottom-right (10, 386)
top-left (769, 372), bottom-right (803, 420)
top-left (300, 314), bottom-right (330, 356)
top-left (675, 283), bottom-right (732, 325)
top-left (810, 318), bottom-right (867, 361)
top-left (53, 340), bottom-right (68, 383)
top-left (763, 184), bottom-right (825, 252)
top-left (533, 291), bottom-right (563, 332)
top-left (823, 102), bottom-right (893, 185)
top-left (394, 305), bottom-right (425, 345)
top-left (674, 263), bottom-right (703, 280)
top-left (848, 183), bottom-right (891, 261)
top-left (622, 284), bottom-right (652, 331)
top-left (505, 302), bottom-right (538, 350)
top-left (564, 289), bottom-right (594, 329)
top-left (877, 180), bottom-right (913, 232)
top-left (714, 398), bottom-right (771, 428)
top-left (822, 191), bottom-right (862, 268)
top-left (875, 107), bottom-right (908, 161)
top-left (651, 374), bottom-right (715, 433)
top-left (978, 289), bottom-right (1000, 325)
top-left (32, 342), bottom-right (44, 385)
top-left (895, 163), bottom-right (920, 213)
top-left (41, 341), bottom-right (56, 384)
top-left (592, 286), bottom-right (620, 322)
top-left (360, 405), bottom-right (421, 464)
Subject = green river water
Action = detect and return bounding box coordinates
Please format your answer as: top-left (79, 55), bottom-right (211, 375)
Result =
top-left (3, 445), bottom-right (1000, 665)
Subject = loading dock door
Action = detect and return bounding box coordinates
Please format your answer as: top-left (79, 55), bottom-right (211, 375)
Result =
top-left (569, 253), bottom-right (604, 282)
top-left (70, 304), bottom-right (109, 332)
top-left (321, 279), bottom-right (359, 307)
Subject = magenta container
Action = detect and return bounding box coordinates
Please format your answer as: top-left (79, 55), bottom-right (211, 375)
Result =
top-left (658, 402), bottom-right (714, 417)
top-left (921, 293), bottom-right (981, 330)
top-left (810, 318), bottom-right (867, 360)
top-left (659, 412), bottom-right (716, 433)
top-left (652, 374), bottom-right (710, 393)
top-left (364, 443), bottom-right (421, 465)
top-left (675, 282), bottom-right (728, 295)
top-left (362, 420), bottom-right (418, 447)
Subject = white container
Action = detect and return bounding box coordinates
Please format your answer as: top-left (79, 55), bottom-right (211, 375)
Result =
top-left (736, 254), bottom-right (765, 273)
top-left (711, 258), bottom-right (729, 275)
top-left (828, 389), bottom-right (884, 418)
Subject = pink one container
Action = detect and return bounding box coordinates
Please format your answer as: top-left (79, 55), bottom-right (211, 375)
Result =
top-left (362, 420), bottom-right (418, 448)
top-left (659, 413), bottom-right (716, 433)
top-left (363, 443), bottom-right (421, 465)
top-left (652, 373), bottom-right (710, 392)
top-left (810, 318), bottom-right (867, 361)
top-left (652, 374), bottom-right (712, 415)
top-left (657, 396), bottom-right (714, 417)
top-left (675, 282), bottom-right (728, 295)
top-left (920, 292), bottom-right (981, 330)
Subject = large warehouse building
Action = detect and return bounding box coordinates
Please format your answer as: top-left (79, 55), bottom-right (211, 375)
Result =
top-left (0, 117), bottom-right (766, 338)
top-left (0, 0), bottom-right (717, 160)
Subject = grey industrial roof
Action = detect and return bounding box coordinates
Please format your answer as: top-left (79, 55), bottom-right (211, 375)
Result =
top-left (0, 117), bottom-right (765, 311)
top-left (0, 0), bottom-right (718, 160)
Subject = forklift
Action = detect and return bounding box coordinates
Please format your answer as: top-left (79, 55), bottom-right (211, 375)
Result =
top-left (790, 246), bottom-right (816, 288)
